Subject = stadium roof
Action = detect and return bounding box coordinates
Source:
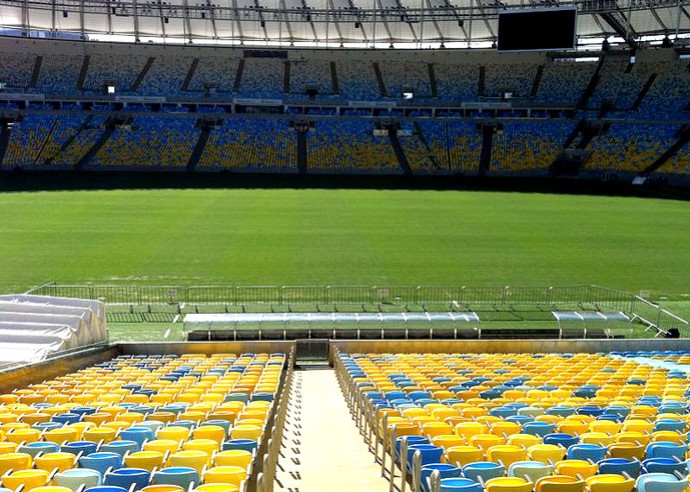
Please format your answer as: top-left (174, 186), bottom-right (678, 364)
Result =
top-left (1, 0), bottom-right (689, 48)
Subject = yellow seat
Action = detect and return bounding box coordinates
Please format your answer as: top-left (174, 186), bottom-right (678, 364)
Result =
top-left (230, 425), bottom-right (261, 442)
top-left (486, 445), bottom-right (528, 467)
top-left (157, 426), bottom-right (191, 442)
top-left (192, 426), bottom-right (226, 446)
top-left (192, 485), bottom-right (239, 492)
top-left (485, 476), bottom-right (534, 492)
top-left (203, 466), bottom-right (247, 486)
top-left (0, 442), bottom-right (18, 455)
top-left (214, 450), bottom-right (252, 469)
top-left (470, 434), bottom-right (506, 451)
top-left (34, 452), bottom-right (77, 473)
top-left (182, 439), bottom-right (219, 459)
top-left (169, 450), bottom-right (209, 474)
top-left (0, 453), bottom-right (33, 475)
top-left (144, 440), bottom-right (180, 455)
top-left (5, 428), bottom-right (41, 444)
top-left (555, 460), bottom-right (599, 480)
top-left (455, 422), bottom-right (489, 442)
top-left (445, 446), bottom-right (485, 466)
top-left (508, 434), bottom-right (542, 449)
top-left (491, 422), bottom-right (523, 439)
top-left (125, 451), bottom-right (165, 471)
top-left (2, 469), bottom-right (50, 491)
top-left (31, 487), bottom-right (73, 492)
top-left (585, 474), bottom-right (634, 492)
top-left (579, 432), bottom-right (615, 446)
top-left (43, 428), bottom-right (79, 445)
top-left (528, 444), bottom-right (566, 465)
top-left (141, 486), bottom-right (185, 492)
top-left (83, 427), bottom-right (118, 443)
top-left (433, 435), bottom-right (465, 450)
top-left (535, 475), bottom-right (585, 492)
top-left (421, 422), bottom-right (454, 438)
top-left (607, 442), bottom-right (645, 461)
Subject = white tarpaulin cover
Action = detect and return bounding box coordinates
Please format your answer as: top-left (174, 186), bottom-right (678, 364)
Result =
top-left (0, 295), bottom-right (107, 366)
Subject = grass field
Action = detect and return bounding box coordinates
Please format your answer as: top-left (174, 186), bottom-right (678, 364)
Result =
top-left (1, 188), bottom-right (689, 296)
top-left (3, 187), bottom-right (687, 341)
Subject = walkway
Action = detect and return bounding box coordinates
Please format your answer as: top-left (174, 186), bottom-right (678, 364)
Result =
top-left (277, 368), bottom-right (390, 492)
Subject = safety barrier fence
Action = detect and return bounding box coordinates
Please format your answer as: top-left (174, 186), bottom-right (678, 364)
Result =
top-left (25, 283), bottom-right (688, 336)
top-left (256, 345), bottom-right (295, 492)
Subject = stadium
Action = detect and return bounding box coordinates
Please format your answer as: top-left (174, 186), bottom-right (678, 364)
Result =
top-left (1, 0), bottom-right (690, 491)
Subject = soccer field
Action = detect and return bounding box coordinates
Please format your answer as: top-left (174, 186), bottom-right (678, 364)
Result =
top-left (0, 188), bottom-right (689, 301)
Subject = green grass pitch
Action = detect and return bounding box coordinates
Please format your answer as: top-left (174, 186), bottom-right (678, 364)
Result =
top-left (0, 188), bottom-right (688, 308)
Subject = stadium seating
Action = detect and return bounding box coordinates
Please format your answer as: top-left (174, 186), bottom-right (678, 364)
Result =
top-left (1, 47), bottom-right (690, 177)
top-left (338, 351), bottom-right (690, 492)
top-left (289, 59), bottom-right (332, 96)
top-left (585, 124), bottom-right (679, 172)
top-left (237, 59), bottom-right (284, 99)
top-left (308, 120), bottom-right (400, 173)
top-left (90, 117), bottom-right (198, 169)
top-left (0, 353), bottom-right (285, 492)
top-left (491, 122), bottom-right (576, 173)
top-left (198, 118), bottom-right (296, 171)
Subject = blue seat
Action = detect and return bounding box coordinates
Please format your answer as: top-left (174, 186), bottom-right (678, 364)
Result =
top-left (407, 444), bottom-right (444, 470)
top-left (100, 440), bottom-right (141, 457)
top-left (543, 434), bottom-right (579, 448)
top-left (636, 473), bottom-right (688, 492)
top-left (79, 453), bottom-right (123, 476)
top-left (646, 442), bottom-right (687, 460)
top-left (103, 468), bottom-right (150, 490)
top-left (396, 436), bottom-right (429, 463)
top-left (421, 464), bottom-right (461, 492)
top-left (119, 427), bottom-right (155, 447)
top-left (597, 458), bottom-right (641, 477)
top-left (222, 439), bottom-right (258, 453)
top-left (18, 441), bottom-right (60, 457)
top-left (507, 461), bottom-right (554, 482)
top-left (642, 458), bottom-right (686, 476)
top-left (653, 420), bottom-right (686, 433)
top-left (567, 444), bottom-right (607, 462)
top-left (440, 477), bottom-right (483, 492)
top-left (151, 467), bottom-right (199, 489)
top-left (62, 441), bottom-right (98, 456)
top-left (53, 413), bottom-right (82, 425)
top-left (462, 462), bottom-right (506, 482)
top-left (84, 487), bottom-right (128, 492)
top-left (523, 422), bottom-right (556, 438)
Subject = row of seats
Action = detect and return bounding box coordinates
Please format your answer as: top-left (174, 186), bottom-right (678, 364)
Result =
top-left (4, 113), bottom-right (689, 174)
top-left (0, 353), bottom-right (285, 492)
top-left (2, 50), bottom-right (690, 110)
top-left (339, 352), bottom-right (690, 492)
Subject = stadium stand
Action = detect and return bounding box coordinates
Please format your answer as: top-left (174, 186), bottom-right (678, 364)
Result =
top-left (237, 59), bottom-right (285, 99)
top-left (0, 352), bottom-right (285, 492)
top-left (434, 63), bottom-right (480, 102)
top-left (336, 60), bottom-right (380, 100)
top-left (188, 57), bottom-right (241, 95)
top-left (308, 120), bottom-right (400, 173)
top-left (337, 350), bottom-right (690, 492)
top-left (534, 61), bottom-right (595, 106)
top-left (484, 64), bottom-right (536, 99)
top-left (198, 118), bottom-right (296, 171)
top-left (380, 61), bottom-right (432, 99)
top-left (585, 124), bottom-right (679, 172)
top-left (491, 122), bottom-right (576, 173)
top-left (90, 117), bottom-right (198, 169)
top-left (0, 53), bottom-right (37, 89)
top-left (1, 39), bottom-right (690, 181)
top-left (289, 59), bottom-right (333, 96)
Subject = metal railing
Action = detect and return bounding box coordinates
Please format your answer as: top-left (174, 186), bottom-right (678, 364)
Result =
top-left (25, 282), bottom-right (689, 336)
